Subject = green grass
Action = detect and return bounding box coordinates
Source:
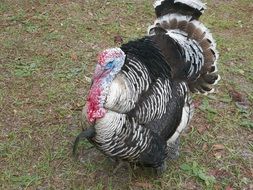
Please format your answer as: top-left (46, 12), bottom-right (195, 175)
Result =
top-left (180, 161), bottom-right (216, 189)
top-left (0, 0), bottom-right (252, 189)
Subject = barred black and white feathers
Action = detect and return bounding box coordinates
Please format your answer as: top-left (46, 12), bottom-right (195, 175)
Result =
top-left (154, 0), bottom-right (206, 19)
top-left (73, 0), bottom-right (219, 174)
top-left (151, 0), bottom-right (220, 94)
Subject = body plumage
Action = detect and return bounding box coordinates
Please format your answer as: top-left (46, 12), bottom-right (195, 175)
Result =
top-left (73, 0), bottom-right (220, 174)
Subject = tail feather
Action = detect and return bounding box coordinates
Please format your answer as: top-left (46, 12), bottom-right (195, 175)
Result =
top-left (154, 0), bottom-right (206, 19)
top-left (72, 127), bottom-right (96, 156)
top-left (150, 0), bottom-right (219, 94)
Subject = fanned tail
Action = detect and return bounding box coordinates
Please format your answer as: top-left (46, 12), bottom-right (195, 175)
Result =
top-left (149, 0), bottom-right (220, 94)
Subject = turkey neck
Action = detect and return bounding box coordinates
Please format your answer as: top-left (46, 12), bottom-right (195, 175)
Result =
top-left (86, 52), bottom-right (126, 123)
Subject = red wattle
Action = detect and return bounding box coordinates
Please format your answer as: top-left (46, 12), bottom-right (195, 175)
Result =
top-left (86, 82), bottom-right (106, 123)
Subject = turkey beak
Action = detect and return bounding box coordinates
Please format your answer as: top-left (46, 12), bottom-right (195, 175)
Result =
top-left (93, 64), bottom-right (104, 79)
top-left (93, 64), bottom-right (111, 80)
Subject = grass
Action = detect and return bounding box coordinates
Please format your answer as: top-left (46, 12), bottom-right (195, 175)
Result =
top-left (0, 0), bottom-right (252, 189)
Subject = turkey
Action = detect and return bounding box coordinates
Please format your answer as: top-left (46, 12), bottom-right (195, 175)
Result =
top-left (73, 0), bottom-right (220, 174)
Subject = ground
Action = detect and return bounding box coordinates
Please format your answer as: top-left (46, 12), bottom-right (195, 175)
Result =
top-left (0, 0), bottom-right (252, 189)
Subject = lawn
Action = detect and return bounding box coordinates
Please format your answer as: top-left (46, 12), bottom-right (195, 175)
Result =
top-left (0, 0), bottom-right (252, 189)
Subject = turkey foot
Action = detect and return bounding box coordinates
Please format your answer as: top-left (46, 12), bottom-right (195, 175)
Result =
top-left (112, 160), bottom-right (131, 175)
top-left (167, 138), bottom-right (180, 160)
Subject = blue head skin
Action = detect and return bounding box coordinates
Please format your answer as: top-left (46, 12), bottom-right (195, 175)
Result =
top-left (86, 48), bottom-right (126, 123)
top-left (93, 48), bottom-right (126, 80)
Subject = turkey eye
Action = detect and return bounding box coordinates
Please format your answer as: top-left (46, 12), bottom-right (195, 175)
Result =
top-left (106, 61), bottom-right (114, 69)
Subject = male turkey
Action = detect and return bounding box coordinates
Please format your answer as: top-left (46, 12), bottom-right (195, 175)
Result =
top-left (73, 0), bottom-right (219, 174)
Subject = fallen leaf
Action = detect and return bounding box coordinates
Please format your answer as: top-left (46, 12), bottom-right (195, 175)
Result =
top-left (228, 89), bottom-right (249, 109)
top-left (0, 135), bottom-right (8, 141)
top-left (114, 35), bottom-right (123, 45)
top-left (134, 181), bottom-right (153, 189)
top-left (229, 89), bottom-right (244, 102)
top-left (209, 169), bottom-right (231, 180)
top-left (70, 52), bottom-right (78, 61)
top-left (202, 143), bottom-right (208, 151)
top-left (227, 61), bottom-right (235, 66)
top-left (214, 184), bottom-right (222, 190)
top-left (197, 124), bottom-right (211, 134)
top-left (212, 144), bottom-right (225, 159)
top-left (213, 152), bottom-right (223, 159)
top-left (182, 181), bottom-right (198, 190)
top-left (84, 76), bottom-right (91, 83)
top-left (212, 144), bottom-right (225, 151)
top-left (225, 185), bottom-right (233, 190)
top-left (248, 134), bottom-right (253, 141)
top-left (249, 168), bottom-right (253, 177)
top-left (193, 100), bottom-right (202, 108)
top-left (197, 126), bottom-right (208, 134)
top-left (245, 184), bottom-right (253, 190)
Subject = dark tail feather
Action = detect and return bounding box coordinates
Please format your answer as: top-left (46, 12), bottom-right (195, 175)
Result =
top-left (72, 127), bottom-right (96, 156)
top-left (154, 0), bottom-right (206, 19)
top-left (150, 0), bottom-right (220, 94)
